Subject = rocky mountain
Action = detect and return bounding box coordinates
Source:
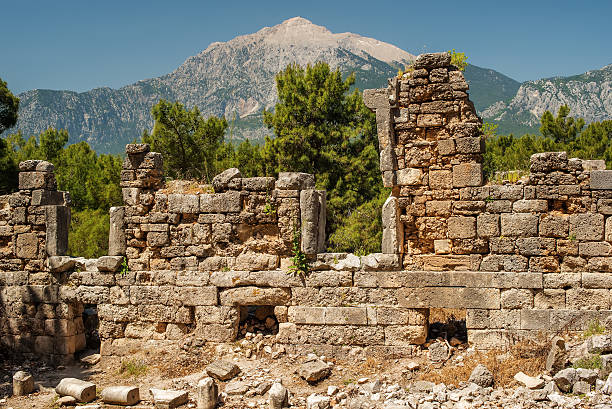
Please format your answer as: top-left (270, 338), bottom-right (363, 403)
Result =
top-left (482, 64), bottom-right (612, 135)
top-left (15, 17), bottom-right (416, 153)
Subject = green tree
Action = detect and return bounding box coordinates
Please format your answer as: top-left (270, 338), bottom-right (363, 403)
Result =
top-left (448, 49), bottom-right (468, 72)
top-left (0, 78), bottom-right (19, 135)
top-left (0, 137), bottom-right (18, 194)
top-left (540, 105), bottom-right (585, 144)
top-left (142, 99), bottom-right (228, 181)
top-left (262, 62), bottom-right (381, 249)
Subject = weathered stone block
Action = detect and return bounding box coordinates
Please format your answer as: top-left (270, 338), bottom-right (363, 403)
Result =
top-left (477, 214), bottom-right (499, 238)
top-left (396, 168), bottom-right (423, 185)
top-left (500, 213), bottom-right (538, 237)
top-left (146, 232), bottom-right (168, 247)
top-left (591, 170), bottom-right (612, 190)
top-left (579, 242), bottom-right (612, 257)
top-left (108, 206), bottom-right (126, 256)
top-left (566, 288), bottom-right (611, 310)
top-left (16, 233), bottom-right (38, 259)
top-left (539, 214), bottom-right (569, 238)
top-left (384, 325), bottom-right (427, 345)
top-left (168, 194), bottom-right (199, 214)
top-left (455, 137), bottom-right (483, 154)
top-left (447, 216), bottom-right (476, 239)
top-left (242, 177), bottom-right (275, 191)
top-left (45, 205), bottom-right (70, 256)
top-left (534, 289), bottom-right (566, 309)
top-left (219, 287), bottom-right (291, 306)
top-left (501, 289), bottom-right (533, 309)
top-left (516, 237), bottom-right (556, 256)
top-left (362, 89), bottom-right (389, 110)
top-left (512, 200), bottom-right (547, 213)
top-left (397, 287), bottom-right (500, 309)
top-left (18, 172), bottom-right (56, 190)
top-left (452, 163), bottom-right (482, 187)
top-left (199, 191), bottom-right (241, 213)
top-left (530, 152), bottom-right (568, 173)
top-left (426, 200), bottom-right (452, 216)
top-left (382, 196), bottom-right (403, 254)
top-left (429, 170), bottom-right (452, 190)
top-left (413, 52), bottom-right (451, 69)
top-left (288, 306), bottom-right (326, 324)
top-left (325, 307), bottom-right (367, 325)
top-left (521, 309), bottom-right (551, 330)
top-left (437, 139), bottom-right (455, 156)
top-left (570, 213), bottom-right (604, 241)
top-left (276, 172), bottom-right (315, 190)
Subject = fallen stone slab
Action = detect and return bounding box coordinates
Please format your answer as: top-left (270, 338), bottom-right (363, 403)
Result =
top-left (306, 393), bottom-right (331, 409)
top-left (586, 334), bottom-right (612, 354)
top-left (80, 353), bottom-right (101, 366)
top-left (101, 386), bottom-right (140, 406)
top-left (48, 256), bottom-right (76, 273)
top-left (205, 360), bottom-right (240, 381)
top-left (514, 372), bottom-right (545, 389)
top-left (149, 388), bottom-right (188, 409)
top-left (468, 364), bottom-right (494, 388)
top-left (13, 371), bottom-right (35, 396)
top-left (197, 377), bottom-right (217, 409)
top-left (573, 380), bottom-right (591, 394)
top-left (299, 360), bottom-right (331, 383)
top-left (57, 395), bottom-right (77, 406)
top-left (553, 368), bottom-right (576, 393)
top-left (224, 380), bottom-right (249, 395)
top-left (56, 378), bottom-right (96, 403)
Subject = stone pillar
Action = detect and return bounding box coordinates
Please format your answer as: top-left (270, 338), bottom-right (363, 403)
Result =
top-left (45, 205), bottom-right (70, 256)
top-left (299, 189), bottom-right (326, 255)
top-left (108, 206), bottom-right (126, 256)
top-left (382, 195), bottom-right (403, 254)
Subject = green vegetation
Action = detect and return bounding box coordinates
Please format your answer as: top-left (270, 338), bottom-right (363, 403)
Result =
top-left (288, 223), bottom-right (309, 278)
top-left (572, 354), bottom-right (602, 370)
top-left (484, 105), bottom-right (612, 178)
top-left (583, 319), bottom-right (607, 338)
top-left (0, 78), bottom-right (19, 134)
top-left (449, 49), bottom-right (468, 72)
top-left (119, 359), bottom-right (148, 377)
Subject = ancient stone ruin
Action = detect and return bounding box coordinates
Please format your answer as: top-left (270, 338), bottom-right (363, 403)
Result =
top-left (1, 52), bottom-right (612, 364)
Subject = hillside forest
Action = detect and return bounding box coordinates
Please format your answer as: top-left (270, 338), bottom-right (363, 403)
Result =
top-left (1, 64), bottom-right (612, 258)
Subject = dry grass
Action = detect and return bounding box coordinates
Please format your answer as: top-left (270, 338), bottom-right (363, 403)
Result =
top-left (420, 336), bottom-right (548, 387)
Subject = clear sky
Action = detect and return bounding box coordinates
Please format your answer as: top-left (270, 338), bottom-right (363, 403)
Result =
top-left (1, 0), bottom-right (610, 94)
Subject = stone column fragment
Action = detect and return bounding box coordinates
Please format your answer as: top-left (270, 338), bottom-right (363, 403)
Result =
top-left (109, 206), bottom-right (126, 256)
top-left (45, 205), bottom-right (70, 256)
top-left (382, 195), bottom-right (403, 254)
top-left (197, 377), bottom-right (218, 409)
top-left (300, 189), bottom-right (322, 255)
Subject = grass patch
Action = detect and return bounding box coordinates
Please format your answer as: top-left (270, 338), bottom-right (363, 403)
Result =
top-left (583, 319), bottom-right (606, 339)
top-left (572, 354), bottom-right (602, 370)
top-left (119, 359), bottom-right (148, 377)
top-left (419, 335), bottom-right (547, 387)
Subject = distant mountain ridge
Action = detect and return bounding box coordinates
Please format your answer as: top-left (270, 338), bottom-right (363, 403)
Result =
top-left (13, 17), bottom-right (611, 153)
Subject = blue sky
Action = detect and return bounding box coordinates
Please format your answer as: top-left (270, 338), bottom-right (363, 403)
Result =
top-left (1, 0), bottom-right (610, 94)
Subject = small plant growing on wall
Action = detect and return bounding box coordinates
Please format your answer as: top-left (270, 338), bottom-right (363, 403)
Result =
top-left (448, 49), bottom-right (468, 71)
top-left (288, 222), bottom-right (309, 278)
top-left (119, 256), bottom-right (129, 276)
top-left (262, 191), bottom-right (276, 216)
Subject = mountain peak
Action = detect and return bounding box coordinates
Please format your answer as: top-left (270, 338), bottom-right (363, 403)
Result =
top-left (279, 16), bottom-right (315, 26)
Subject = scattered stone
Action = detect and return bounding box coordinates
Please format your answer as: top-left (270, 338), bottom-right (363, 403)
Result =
top-left (603, 373), bottom-right (612, 394)
top-left (514, 372), bottom-right (545, 389)
top-left (299, 360), bottom-right (331, 383)
top-left (197, 378), bottom-right (218, 409)
top-left (212, 168), bottom-right (242, 191)
top-left (586, 334), bottom-right (612, 354)
top-left (12, 371), bottom-right (34, 396)
top-left (468, 364), bottom-right (494, 388)
top-left (527, 389), bottom-right (548, 401)
top-left (428, 341), bottom-right (450, 362)
top-left (406, 361), bottom-right (420, 371)
top-left (576, 368), bottom-right (598, 385)
top-left (57, 395), bottom-right (77, 406)
top-left (327, 385), bottom-right (338, 396)
top-left (410, 380), bottom-right (435, 393)
top-left (573, 380), bottom-right (591, 394)
top-left (306, 393), bottom-right (331, 409)
top-left (205, 360), bottom-right (240, 381)
top-left (254, 381), bottom-right (271, 396)
top-left (80, 353), bottom-right (101, 366)
top-left (101, 386), bottom-right (140, 406)
top-left (56, 378), bottom-right (96, 403)
top-left (553, 368), bottom-right (576, 393)
top-left (149, 388), bottom-right (188, 409)
top-left (225, 380), bottom-right (249, 395)
top-left (268, 382), bottom-right (288, 409)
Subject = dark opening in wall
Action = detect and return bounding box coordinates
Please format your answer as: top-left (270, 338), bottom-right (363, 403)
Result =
top-left (237, 305), bottom-right (278, 339)
top-left (427, 308), bottom-right (467, 344)
top-left (82, 304), bottom-right (100, 351)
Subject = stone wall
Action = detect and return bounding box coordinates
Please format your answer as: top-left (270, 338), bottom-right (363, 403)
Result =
top-left (2, 52), bottom-right (612, 363)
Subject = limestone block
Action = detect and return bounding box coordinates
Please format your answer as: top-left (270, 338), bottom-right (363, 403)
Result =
top-left (288, 307), bottom-right (326, 324)
top-left (199, 191), bottom-right (241, 213)
top-left (591, 170), bottom-right (612, 190)
top-left (539, 214), bottom-right (569, 238)
top-left (534, 289), bottom-right (566, 309)
top-left (500, 213), bottom-right (538, 237)
top-left (452, 163), bottom-right (482, 187)
top-left (362, 88), bottom-right (389, 110)
top-left (417, 114), bottom-right (443, 127)
top-left (530, 151), bottom-right (568, 173)
top-left (300, 189), bottom-right (321, 254)
top-left (501, 289), bottom-right (533, 309)
top-left (582, 273), bottom-right (612, 288)
top-left (413, 52), bottom-right (451, 69)
top-left (477, 214), bottom-right (499, 238)
top-left (149, 388), bottom-right (188, 409)
top-left (434, 239), bottom-right (451, 254)
top-left (396, 168), bottom-right (423, 185)
top-left (384, 325), bottom-right (427, 345)
top-left (382, 170), bottom-right (396, 188)
top-left (234, 252), bottom-right (278, 271)
top-left (44, 205), bottom-right (70, 256)
top-left (397, 287), bottom-right (500, 309)
top-left (325, 307), bottom-right (367, 325)
top-left (206, 360), bottom-right (240, 381)
top-left (125, 143), bottom-right (149, 155)
top-left (175, 286), bottom-right (217, 306)
top-left (108, 206), bottom-right (126, 256)
top-left (455, 137), bottom-right (483, 154)
top-left (146, 231), bottom-right (169, 247)
top-left (529, 256), bottom-right (560, 273)
top-left (570, 213), bottom-right (604, 241)
top-left (197, 378), bottom-right (218, 409)
top-left (19, 159), bottom-right (54, 172)
top-left (429, 170), bottom-right (452, 190)
top-left (101, 386), bottom-right (140, 405)
top-left (566, 288), bottom-right (610, 310)
top-left (12, 371), bottom-right (34, 396)
top-left (56, 378), bottom-right (96, 403)
top-left (521, 309), bottom-right (551, 330)
top-left (19, 171), bottom-right (56, 190)
top-left (48, 256), bottom-right (76, 273)
top-left (219, 287), bottom-right (291, 306)
top-left (437, 139), bottom-right (456, 156)
top-left (579, 242), bottom-right (612, 257)
top-left (516, 237), bottom-right (556, 256)
top-left (16, 233), bottom-right (38, 259)
top-left (242, 177), bottom-right (275, 191)
top-left (276, 172), bottom-right (315, 190)
top-left (447, 216), bottom-right (476, 239)
top-left (379, 147), bottom-right (396, 172)
top-left (382, 196), bottom-right (403, 254)
top-left (512, 200), bottom-right (547, 213)
top-left (167, 194), bottom-right (199, 214)
top-left (212, 168), bottom-right (242, 192)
